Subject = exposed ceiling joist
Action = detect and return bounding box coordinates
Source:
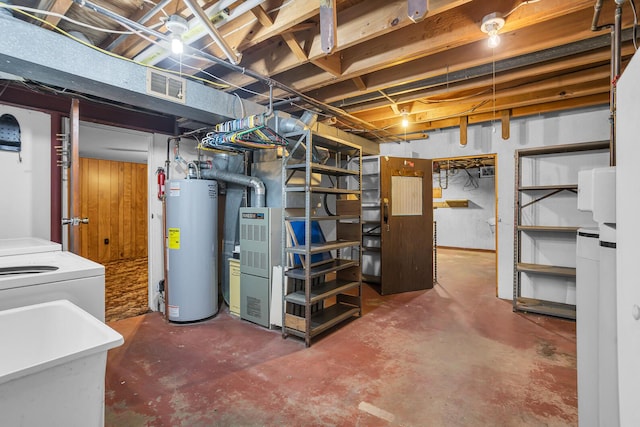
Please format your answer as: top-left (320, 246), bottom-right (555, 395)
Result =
top-left (1, 0), bottom-right (632, 143)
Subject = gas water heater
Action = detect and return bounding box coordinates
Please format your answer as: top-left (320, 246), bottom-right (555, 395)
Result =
top-left (166, 179), bottom-right (218, 322)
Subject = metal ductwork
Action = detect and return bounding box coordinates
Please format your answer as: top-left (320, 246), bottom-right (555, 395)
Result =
top-left (273, 110), bottom-right (319, 134)
top-left (0, 12), bottom-right (263, 125)
top-left (198, 153), bottom-right (265, 305)
top-left (200, 168), bottom-right (265, 208)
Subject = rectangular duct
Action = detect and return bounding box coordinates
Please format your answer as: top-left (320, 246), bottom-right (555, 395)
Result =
top-left (0, 14), bottom-right (263, 125)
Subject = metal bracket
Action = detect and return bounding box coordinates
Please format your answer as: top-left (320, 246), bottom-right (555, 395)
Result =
top-left (408, 0), bottom-right (428, 23)
top-left (320, 0), bottom-right (337, 54)
top-left (56, 133), bottom-right (70, 168)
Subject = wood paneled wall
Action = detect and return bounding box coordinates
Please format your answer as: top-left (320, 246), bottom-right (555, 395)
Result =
top-left (79, 158), bottom-right (147, 263)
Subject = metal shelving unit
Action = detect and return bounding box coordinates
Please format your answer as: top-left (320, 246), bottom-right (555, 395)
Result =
top-left (281, 128), bottom-right (362, 347)
top-left (356, 156), bottom-right (382, 288)
top-left (513, 141), bottom-right (609, 319)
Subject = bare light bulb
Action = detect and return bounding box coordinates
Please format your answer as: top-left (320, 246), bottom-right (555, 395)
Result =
top-left (166, 15), bottom-right (188, 55)
top-left (481, 13), bottom-right (505, 50)
top-left (171, 34), bottom-right (184, 54)
top-left (488, 32), bottom-right (500, 48)
top-left (402, 117), bottom-right (409, 128)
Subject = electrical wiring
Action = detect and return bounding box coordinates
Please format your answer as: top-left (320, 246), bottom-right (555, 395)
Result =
top-left (416, 88), bottom-right (493, 104)
top-left (0, 3), bottom-right (134, 35)
top-left (18, 79), bottom-right (176, 119)
top-left (5, 1), bottom-right (395, 142)
top-left (142, 0), bottom-right (169, 18)
top-left (463, 168), bottom-right (479, 190)
top-left (504, 0), bottom-right (541, 19)
top-left (233, 93), bottom-right (246, 117)
top-left (0, 81), bottom-right (10, 98)
top-left (220, 0), bottom-right (294, 39)
top-left (4, 4), bottom-right (229, 90)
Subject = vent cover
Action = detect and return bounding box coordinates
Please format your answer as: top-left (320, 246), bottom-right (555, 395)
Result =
top-left (479, 166), bottom-right (495, 178)
top-left (146, 69), bottom-right (186, 103)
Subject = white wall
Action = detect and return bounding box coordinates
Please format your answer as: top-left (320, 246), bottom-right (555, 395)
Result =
top-left (80, 121), bottom-right (149, 164)
top-left (380, 106), bottom-right (611, 299)
top-left (148, 134), bottom-right (168, 312)
top-left (433, 167), bottom-right (495, 250)
top-left (0, 105), bottom-right (51, 240)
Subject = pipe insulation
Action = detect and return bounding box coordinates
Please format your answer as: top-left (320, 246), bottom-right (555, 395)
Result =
top-left (198, 153), bottom-right (263, 306)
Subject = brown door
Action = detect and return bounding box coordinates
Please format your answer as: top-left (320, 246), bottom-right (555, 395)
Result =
top-left (79, 158), bottom-right (148, 263)
top-left (379, 156), bottom-right (433, 294)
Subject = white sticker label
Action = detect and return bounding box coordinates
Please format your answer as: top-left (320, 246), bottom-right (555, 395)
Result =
top-left (168, 305), bottom-right (179, 318)
top-left (169, 181), bottom-right (181, 197)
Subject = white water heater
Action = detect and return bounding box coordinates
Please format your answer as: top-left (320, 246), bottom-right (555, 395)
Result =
top-left (166, 179), bottom-right (218, 322)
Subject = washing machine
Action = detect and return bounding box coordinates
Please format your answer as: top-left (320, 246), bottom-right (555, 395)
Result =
top-left (0, 250), bottom-right (105, 321)
top-left (0, 237), bottom-right (61, 256)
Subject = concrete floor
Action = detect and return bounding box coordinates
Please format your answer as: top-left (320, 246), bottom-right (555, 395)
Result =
top-left (105, 249), bottom-right (577, 426)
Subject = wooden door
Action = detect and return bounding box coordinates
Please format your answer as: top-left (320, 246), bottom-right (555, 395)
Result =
top-left (79, 158), bottom-right (147, 263)
top-left (380, 156), bottom-right (433, 294)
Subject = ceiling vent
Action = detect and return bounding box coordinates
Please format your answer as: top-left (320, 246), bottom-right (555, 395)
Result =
top-left (146, 69), bottom-right (186, 104)
top-left (479, 166), bottom-right (495, 178)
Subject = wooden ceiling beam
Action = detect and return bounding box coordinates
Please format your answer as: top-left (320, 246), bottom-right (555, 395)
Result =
top-left (167, 0), bottom-right (321, 74)
top-left (248, 0), bottom-right (598, 101)
top-left (210, 0), bottom-right (473, 89)
top-left (281, 33), bottom-right (308, 61)
top-left (44, 0), bottom-right (73, 27)
top-left (246, 13), bottom-right (621, 106)
top-left (276, 1), bottom-right (630, 104)
top-left (352, 76), bottom-right (367, 91)
top-left (108, 0), bottom-right (183, 56)
top-left (342, 43), bottom-right (635, 115)
top-left (341, 0), bottom-right (593, 75)
top-left (364, 79), bottom-right (610, 129)
top-left (311, 54), bottom-right (342, 76)
top-left (251, 5), bottom-right (274, 27)
top-left (353, 63), bottom-right (612, 123)
top-left (114, 0), bottom-right (319, 68)
top-left (416, 79), bottom-right (610, 123)
top-left (374, 93), bottom-right (610, 138)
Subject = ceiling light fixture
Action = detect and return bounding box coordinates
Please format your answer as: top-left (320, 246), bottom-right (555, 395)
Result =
top-left (401, 110), bottom-right (409, 128)
top-left (480, 12), bottom-right (505, 49)
top-left (166, 14), bottom-right (188, 55)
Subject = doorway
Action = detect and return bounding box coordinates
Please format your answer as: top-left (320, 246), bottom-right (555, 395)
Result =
top-left (432, 154), bottom-right (498, 294)
top-left (78, 157), bottom-right (149, 321)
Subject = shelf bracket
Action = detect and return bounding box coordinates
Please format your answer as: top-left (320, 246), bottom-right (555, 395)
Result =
top-left (520, 188), bottom-right (576, 209)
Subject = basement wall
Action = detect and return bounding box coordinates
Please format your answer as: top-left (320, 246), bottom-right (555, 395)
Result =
top-left (148, 134), bottom-right (169, 312)
top-left (0, 105), bottom-right (51, 240)
top-left (433, 166), bottom-right (495, 251)
top-left (380, 105), bottom-right (610, 300)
